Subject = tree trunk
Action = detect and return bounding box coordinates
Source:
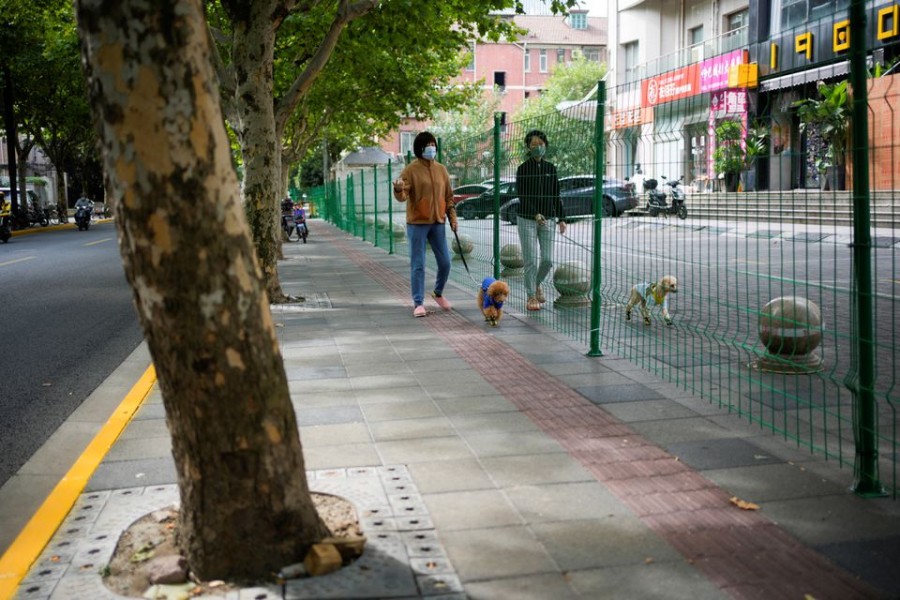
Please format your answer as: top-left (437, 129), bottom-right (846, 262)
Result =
top-left (54, 159), bottom-right (68, 223)
top-left (228, 3), bottom-right (288, 302)
top-left (75, 0), bottom-right (329, 581)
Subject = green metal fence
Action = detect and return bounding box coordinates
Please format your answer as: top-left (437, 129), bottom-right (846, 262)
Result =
top-left (319, 42), bottom-right (897, 500)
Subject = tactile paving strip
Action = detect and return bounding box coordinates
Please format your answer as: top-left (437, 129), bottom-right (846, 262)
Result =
top-left (14, 467), bottom-right (463, 600)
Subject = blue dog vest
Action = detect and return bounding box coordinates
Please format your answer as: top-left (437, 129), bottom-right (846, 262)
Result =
top-left (481, 277), bottom-right (505, 310)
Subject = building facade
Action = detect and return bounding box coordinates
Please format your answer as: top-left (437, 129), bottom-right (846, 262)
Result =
top-left (380, 9), bottom-right (608, 160)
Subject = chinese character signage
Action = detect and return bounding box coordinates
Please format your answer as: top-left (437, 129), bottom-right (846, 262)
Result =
top-left (700, 50), bottom-right (748, 93)
top-left (640, 65), bottom-right (700, 108)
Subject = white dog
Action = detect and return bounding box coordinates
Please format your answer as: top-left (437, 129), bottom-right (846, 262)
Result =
top-left (625, 275), bottom-right (677, 326)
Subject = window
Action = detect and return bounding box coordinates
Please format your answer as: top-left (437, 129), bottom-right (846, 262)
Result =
top-left (557, 48), bottom-right (566, 64)
top-left (466, 41), bottom-right (475, 72)
top-left (781, 0), bottom-right (807, 29)
top-left (623, 41), bottom-right (639, 83)
top-left (569, 12), bottom-right (587, 30)
top-left (524, 50), bottom-right (531, 73)
top-left (584, 48), bottom-right (600, 62)
top-left (400, 132), bottom-right (415, 157)
top-left (540, 49), bottom-right (548, 72)
top-left (726, 9), bottom-right (748, 32)
top-left (494, 71), bottom-right (506, 92)
top-left (689, 25), bottom-right (704, 62)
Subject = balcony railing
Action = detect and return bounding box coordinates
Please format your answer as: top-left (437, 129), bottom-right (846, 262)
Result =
top-left (625, 25), bottom-right (749, 83)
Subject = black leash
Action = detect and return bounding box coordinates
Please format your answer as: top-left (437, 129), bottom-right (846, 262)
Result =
top-left (452, 227), bottom-right (480, 284)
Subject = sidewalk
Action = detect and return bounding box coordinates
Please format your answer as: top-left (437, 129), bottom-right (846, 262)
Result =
top-left (3, 220), bottom-right (900, 599)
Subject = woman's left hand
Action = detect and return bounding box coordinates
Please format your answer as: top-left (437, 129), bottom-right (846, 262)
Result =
top-left (558, 221), bottom-right (567, 234)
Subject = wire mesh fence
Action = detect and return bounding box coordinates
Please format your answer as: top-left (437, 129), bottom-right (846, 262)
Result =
top-left (316, 71), bottom-right (899, 498)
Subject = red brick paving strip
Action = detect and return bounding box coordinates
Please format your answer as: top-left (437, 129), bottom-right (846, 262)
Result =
top-left (328, 228), bottom-right (878, 599)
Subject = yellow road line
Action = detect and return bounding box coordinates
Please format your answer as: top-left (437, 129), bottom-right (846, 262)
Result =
top-left (0, 364), bottom-right (156, 600)
top-left (0, 257), bottom-right (35, 268)
top-left (85, 238), bottom-right (114, 246)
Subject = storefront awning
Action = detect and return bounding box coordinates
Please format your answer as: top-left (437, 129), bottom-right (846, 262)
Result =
top-left (759, 60), bottom-right (856, 92)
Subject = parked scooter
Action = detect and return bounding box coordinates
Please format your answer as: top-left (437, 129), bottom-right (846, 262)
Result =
top-left (295, 213), bottom-right (308, 243)
top-left (645, 175), bottom-right (687, 220)
top-left (0, 196), bottom-right (11, 243)
top-left (74, 205), bottom-right (93, 230)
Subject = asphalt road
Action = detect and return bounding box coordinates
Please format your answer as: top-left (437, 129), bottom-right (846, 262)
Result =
top-left (0, 222), bottom-right (144, 488)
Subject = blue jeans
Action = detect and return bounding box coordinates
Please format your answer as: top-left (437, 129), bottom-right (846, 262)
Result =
top-left (407, 223), bottom-right (451, 306)
top-left (517, 216), bottom-right (556, 298)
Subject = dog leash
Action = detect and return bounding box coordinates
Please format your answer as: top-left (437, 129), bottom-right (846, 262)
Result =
top-left (452, 228), bottom-right (481, 285)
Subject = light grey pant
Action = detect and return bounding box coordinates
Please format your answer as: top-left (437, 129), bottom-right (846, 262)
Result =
top-left (517, 216), bottom-right (556, 299)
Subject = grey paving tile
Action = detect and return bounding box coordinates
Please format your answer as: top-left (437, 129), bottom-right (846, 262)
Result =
top-left (663, 437), bottom-right (785, 471)
top-left (301, 443), bottom-right (380, 470)
top-left (462, 572), bottom-right (579, 600)
top-left (299, 423), bottom-right (372, 447)
top-left (448, 412), bottom-right (539, 433)
top-left (407, 459), bottom-right (496, 494)
top-left (376, 437), bottom-right (475, 464)
top-left (555, 372), bottom-right (638, 387)
top-left (426, 381), bottom-right (500, 399)
top-left (759, 494), bottom-right (900, 545)
top-left (702, 462), bottom-right (847, 502)
top-left (568, 562), bottom-right (729, 600)
top-left (295, 405), bottom-right (363, 426)
top-left (105, 437), bottom-right (172, 462)
top-left (118, 419), bottom-right (169, 440)
top-left (339, 349), bottom-right (404, 366)
top-left (577, 383), bottom-right (666, 404)
top-left (481, 453), bottom-right (594, 487)
top-left (86, 457), bottom-right (177, 491)
top-left (368, 417), bottom-right (455, 441)
top-left (434, 395), bottom-right (519, 415)
top-left (415, 370), bottom-right (489, 389)
top-left (505, 482), bottom-right (633, 522)
top-left (290, 378), bottom-right (353, 393)
top-left (539, 360), bottom-right (618, 377)
top-left (439, 526), bottom-right (557, 581)
top-left (459, 430), bottom-right (566, 457)
top-left (816, 536), bottom-right (900, 599)
top-left (351, 373), bottom-right (423, 391)
top-left (284, 365), bottom-right (347, 380)
top-left (601, 399), bottom-right (701, 423)
top-left (343, 361), bottom-right (412, 378)
top-left (424, 489), bottom-right (523, 531)
top-left (629, 416), bottom-right (746, 446)
top-left (362, 401), bottom-right (442, 422)
top-left (292, 391), bottom-right (359, 408)
top-left (355, 387), bottom-right (430, 405)
top-left (132, 403), bottom-right (166, 420)
top-left (531, 517), bottom-right (681, 571)
top-left (404, 357), bottom-right (470, 373)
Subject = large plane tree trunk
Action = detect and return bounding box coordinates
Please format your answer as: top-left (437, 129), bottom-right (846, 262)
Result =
top-left (75, 0), bottom-right (329, 580)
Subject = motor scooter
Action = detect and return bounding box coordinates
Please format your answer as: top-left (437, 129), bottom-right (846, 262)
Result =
top-left (645, 176), bottom-right (688, 220)
top-left (282, 210), bottom-right (297, 241)
top-left (74, 205), bottom-right (93, 230)
top-left (295, 214), bottom-right (308, 243)
top-left (0, 198), bottom-right (11, 243)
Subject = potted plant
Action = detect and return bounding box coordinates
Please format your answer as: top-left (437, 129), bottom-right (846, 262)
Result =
top-left (741, 122), bottom-right (769, 192)
top-left (713, 119), bottom-right (744, 192)
top-left (793, 80), bottom-right (849, 190)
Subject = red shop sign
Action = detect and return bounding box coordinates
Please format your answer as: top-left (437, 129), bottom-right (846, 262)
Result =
top-left (641, 64), bottom-right (700, 108)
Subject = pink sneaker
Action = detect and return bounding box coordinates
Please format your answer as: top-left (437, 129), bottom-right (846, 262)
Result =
top-left (413, 305), bottom-right (427, 318)
top-left (432, 292), bottom-right (452, 311)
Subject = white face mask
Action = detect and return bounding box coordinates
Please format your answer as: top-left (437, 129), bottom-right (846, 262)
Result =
top-left (422, 146), bottom-right (437, 161)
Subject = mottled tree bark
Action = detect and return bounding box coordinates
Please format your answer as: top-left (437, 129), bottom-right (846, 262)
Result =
top-left (75, 0), bottom-right (329, 580)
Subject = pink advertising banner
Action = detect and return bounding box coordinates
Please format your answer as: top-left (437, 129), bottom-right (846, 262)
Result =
top-left (699, 50), bottom-right (747, 93)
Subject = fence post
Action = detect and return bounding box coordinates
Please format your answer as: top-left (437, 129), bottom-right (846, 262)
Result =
top-left (588, 81), bottom-right (606, 357)
top-left (387, 161), bottom-right (394, 255)
top-left (373, 165), bottom-right (379, 248)
top-left (493, 113), bottom-right (503, 279)
top-left (360, 169), bottom-right (367, 242)
top-left (847, 0), bottom-right (884, 497)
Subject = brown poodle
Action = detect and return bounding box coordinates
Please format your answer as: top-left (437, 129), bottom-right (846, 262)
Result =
top-left (625, 275), bottom-right (677, 326)
top-left (478, 277), bottom-right (510, 327)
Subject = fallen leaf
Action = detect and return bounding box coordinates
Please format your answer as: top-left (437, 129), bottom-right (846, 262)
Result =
top-left (644, 557), bottom-right (655, 564)
top-left (730, 496), bottom-right (760, 511)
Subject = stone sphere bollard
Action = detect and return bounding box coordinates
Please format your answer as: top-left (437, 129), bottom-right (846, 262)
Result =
top-left (500, 244), bottom-right (524, 277)
top-left (755, 296), bottom-right (824, 373)
top-left (391, 222), bottom-right (406, 240)
top-left (365, 215), bottom-right (376, 228)
top-left (552, 261), bottom-right (591, 308)
top-left (451, 233), bottom-right (474, 261)
top-left (376, 217), bottom-right (389, 231)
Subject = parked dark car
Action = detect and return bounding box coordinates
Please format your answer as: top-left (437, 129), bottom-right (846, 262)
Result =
top-left (452, 184), bottom-right (491, 204)
top-left (499, 175), bottom-right (638, 225)
top-left (455, 181), bottom-right (518, 220)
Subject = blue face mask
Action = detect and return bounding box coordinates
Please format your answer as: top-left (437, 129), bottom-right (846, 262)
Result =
top-left (530, 145), bottom-right (546, 159)
top-left (422, 146), bottom-right (437, 160)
